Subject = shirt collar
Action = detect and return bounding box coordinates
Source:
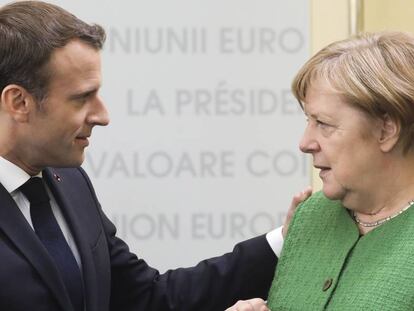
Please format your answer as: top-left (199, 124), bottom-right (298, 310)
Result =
top-left (0, 157), bottom-right (42, 194)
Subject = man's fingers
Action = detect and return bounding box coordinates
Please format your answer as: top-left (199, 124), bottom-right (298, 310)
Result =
top-left (282, 186), bottom-right (312, 237)
top-left (291, 186), bottom-right (312, 207)
top-left (225, 298), bottom-right (269, 311)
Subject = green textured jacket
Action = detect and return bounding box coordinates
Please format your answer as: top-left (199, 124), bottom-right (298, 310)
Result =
top-left (267, 191), bottom-right (414, 311)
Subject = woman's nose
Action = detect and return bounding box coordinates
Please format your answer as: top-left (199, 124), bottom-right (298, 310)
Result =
top-left (299, 124), bottom-right (320, 154)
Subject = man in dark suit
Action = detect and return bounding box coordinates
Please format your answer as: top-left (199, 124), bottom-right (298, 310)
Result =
top-left (0, 1), bottom-right (284, 310)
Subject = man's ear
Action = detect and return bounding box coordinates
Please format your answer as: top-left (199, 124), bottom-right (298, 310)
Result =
top-left (378, 114), bottom-right (400, 152)
top-left (0, 84), bottom-right (36, 122)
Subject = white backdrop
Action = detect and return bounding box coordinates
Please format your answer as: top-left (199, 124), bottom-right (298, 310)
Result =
top-left (7, 0), bottom-right (311, 271)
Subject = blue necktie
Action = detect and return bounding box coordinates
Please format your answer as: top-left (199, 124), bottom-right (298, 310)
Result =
top-left (20, 177), bottom-right (84, 311)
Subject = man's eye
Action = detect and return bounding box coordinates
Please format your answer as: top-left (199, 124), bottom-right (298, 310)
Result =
top-left (316, 120), bottom-right (329, 128)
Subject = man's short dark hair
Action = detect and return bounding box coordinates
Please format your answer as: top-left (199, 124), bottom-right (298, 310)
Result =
top-left (0, 0), bottom-right (106, 102)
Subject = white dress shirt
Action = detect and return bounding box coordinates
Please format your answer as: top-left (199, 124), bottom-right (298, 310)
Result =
top-left (0, 156), bottom-right (82, 268)
top-left (266, 226), bottom-right (284, 258)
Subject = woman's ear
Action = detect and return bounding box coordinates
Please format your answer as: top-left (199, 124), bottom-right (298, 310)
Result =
top-left (0, 84), bottom-right (36, 122)
top-left (378, 114), bottom-right (400, 152)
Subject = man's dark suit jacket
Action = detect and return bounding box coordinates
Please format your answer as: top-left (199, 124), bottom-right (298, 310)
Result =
top-left (0, 167), bottom-right (277, 311)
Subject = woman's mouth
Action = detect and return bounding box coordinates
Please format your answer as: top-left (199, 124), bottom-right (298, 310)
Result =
top-left (315, 166), bottom-right (331, 178)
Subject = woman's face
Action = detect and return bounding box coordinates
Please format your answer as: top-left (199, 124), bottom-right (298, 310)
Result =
top-left (299, 80), bottom-right (384, 206)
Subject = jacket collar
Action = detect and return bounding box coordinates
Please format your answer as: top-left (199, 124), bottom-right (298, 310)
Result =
top-left (43, 168), bottom-right (99, 311)
top-left (0, 180), bottom-right (73, 311)
top-left (0, 166), bottom-right (99, 311)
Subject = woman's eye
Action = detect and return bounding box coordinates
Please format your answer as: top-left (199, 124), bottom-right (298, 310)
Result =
top-left (316, 120), bottom-right (336, 137)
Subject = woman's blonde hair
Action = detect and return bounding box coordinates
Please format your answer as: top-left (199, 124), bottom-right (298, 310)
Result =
top-left (293, 31), bottom-right (414, 152)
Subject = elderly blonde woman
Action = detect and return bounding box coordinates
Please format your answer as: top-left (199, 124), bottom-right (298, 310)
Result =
top-left (226, 31), bottom-right (414, 311)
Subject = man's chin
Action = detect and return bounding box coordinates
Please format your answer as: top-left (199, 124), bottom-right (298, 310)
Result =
top-left (50, 154), bottom-right (85, 168)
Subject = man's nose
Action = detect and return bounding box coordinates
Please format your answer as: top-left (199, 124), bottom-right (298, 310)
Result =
top-left (88, 96), bottom-right (110, 126)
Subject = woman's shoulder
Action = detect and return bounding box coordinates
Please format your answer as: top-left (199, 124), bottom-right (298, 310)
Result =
top-left (285, 191), bottom-right (347, 238)
top-left (295, 190), bottom-right (342, 217)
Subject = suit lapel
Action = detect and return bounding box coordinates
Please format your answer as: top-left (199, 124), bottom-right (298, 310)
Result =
top-left (44, 168), bottom-right (98, 311)
top-left (0, 183), bottom-right (73, 311)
